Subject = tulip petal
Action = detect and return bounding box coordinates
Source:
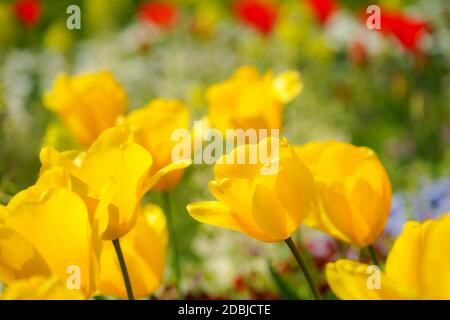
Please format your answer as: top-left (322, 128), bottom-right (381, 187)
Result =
top-left (385, 220), bottom-right (422, 294)
top-left (214, 144), bottom-right (263, 181)
top-left (319, 179), bottom-right (372, 246)
top-left (86, 125), bottom-right (133, 155)
top-left (272, 70), bottom-right (303, 103)
top-left (39, 147), bottom-right (83, 175)
top-left (251, 184), bottom-right (291, 241)
top-left (2, 276), bottom-right (85, 300)
top-left (326, 260), bottom-right (412, 300)
top-left (208, 179), bottom-right (275, 241)
top-left (302, 188), bottom-right (353, 244)
top-left (314, 143), bottom-right (369, 181)
top-left (386, 215), bottom-right (450, 299)
top-left (294, 141), bottom-right (338, 171)
top-left (6, 188), bottom-right (98, 296)
top-left (82, 140), bottom-right (152, 240)
top-left (142, 159), bottom-right (192, 194)
top-left (274, 152), bottom-right (314, 227)
top-left (8, 167), bottom-right (73, 211)
top-left (0, 226), bottom-right (51, 284)
top-left (417, 214), bottom-right (450, 299)
top-left (187, 201), bottom-right (242, 233)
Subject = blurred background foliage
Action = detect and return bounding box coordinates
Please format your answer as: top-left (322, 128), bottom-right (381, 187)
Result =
top-left (0, 0), bottom-right (449, 299)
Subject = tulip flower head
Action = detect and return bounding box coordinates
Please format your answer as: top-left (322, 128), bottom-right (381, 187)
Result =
top-left (296, 141), bottom-right (392, 247)
top-left (187, 137), bottom-right (315, 242)
top-left (327, 213), bottom-right (450, 299)
top-left (39, 126), bottom-right (190, 240)
top-left (0, 168), bottom-right (102, 298)
top-left (206, 66), bottom-right (302, 133)
top-left (44, 71), bottom-right (127, 147)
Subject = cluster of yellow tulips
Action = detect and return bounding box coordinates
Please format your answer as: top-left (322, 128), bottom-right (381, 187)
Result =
top-left (0, 124), bottom-right (186, 299)
top-left (0, 67), bottom-right (448, 300)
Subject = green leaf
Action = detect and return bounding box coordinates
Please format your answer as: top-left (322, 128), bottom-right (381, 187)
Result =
top-left (268, 261), bottom-right (302, 300)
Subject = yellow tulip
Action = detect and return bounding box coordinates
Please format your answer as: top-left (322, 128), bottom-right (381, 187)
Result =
top-left (187, 137), bottom-right (315, 242)
top-left (124, 99), bottom-right (190, 191)
top-left (43, 71), bottom-right (127, 147)
top-left (39, 126), bottom-right (190, 240)
top-left (2, 276), bottom-right (85, 300)
top-left (100, 204), bottom-right (168, 298)
top-left (0, 172), bottom-right (101, 297)
top-left (206, 66), bottom-right (302, 132)
top-left (326, 214), bottom-right (450, 299)
top-left (295, 141), bottom-right (391, 247)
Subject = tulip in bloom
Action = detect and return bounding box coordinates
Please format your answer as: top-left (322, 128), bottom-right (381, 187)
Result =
top-left (39, 126), bottom-right (190, 240)
top-left (0, 168), bottom-right (102, 298)
top-left (124, 99), bottom-right (190, 191)
top-left (327, 213), bottom-right (450, 299)
top-left (43, 71), bottom-right (127, 147)
top-left (100, 204), bottom-right (168, 298)
top-left (295, 141), bottom-right (391, 247)
top-left (206, 66), bottom-right (302, 133)
top-left (187, 137), bottom-right (315, 242)
top-left (233, 0), bottom-right (278, 35)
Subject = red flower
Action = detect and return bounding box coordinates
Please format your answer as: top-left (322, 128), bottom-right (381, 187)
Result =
top-left (13, 0), bottom-right (41, 28)
top-left (306, 0), bottom-right (338, 25)
top-left (138, 1), bottom-right (178, 28)
top-left (380, 11), bottom-right (429, 51)
top-left (233, 0), bottom-right (278, 35)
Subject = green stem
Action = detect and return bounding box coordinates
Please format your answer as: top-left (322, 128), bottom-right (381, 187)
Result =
top-left (162, 192), bottom-right (182, 299)
top-left (367, 245), bottom-right (380, 267)
top-left (112, 239), bottom-right (135, 300)
top-left (285, 237), bottom-right (320, 300)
